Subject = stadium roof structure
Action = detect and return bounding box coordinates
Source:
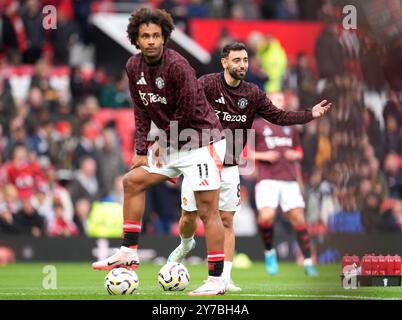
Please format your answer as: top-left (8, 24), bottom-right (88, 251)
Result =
top-left (91, 13), bottom-right (211, 65)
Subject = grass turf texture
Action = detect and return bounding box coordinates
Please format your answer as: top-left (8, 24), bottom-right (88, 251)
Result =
top-left (0, 262), bottom-right (401, 300)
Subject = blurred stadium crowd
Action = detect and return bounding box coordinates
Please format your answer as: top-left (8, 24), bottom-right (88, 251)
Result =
top-left (1, 0), bottom-right (402, 238)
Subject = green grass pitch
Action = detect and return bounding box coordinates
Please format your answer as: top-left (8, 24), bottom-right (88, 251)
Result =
top-left (0, 262), bottom-right (401, 300)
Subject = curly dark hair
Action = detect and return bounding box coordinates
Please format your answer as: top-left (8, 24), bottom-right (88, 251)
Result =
top-left (127, 7), bottom-right (175, 49)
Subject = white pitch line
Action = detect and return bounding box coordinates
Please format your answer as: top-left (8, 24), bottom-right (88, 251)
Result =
top-left (232, 293), bottom-right (402, 300)
top-left (0, 292), bottom-right (401, 300)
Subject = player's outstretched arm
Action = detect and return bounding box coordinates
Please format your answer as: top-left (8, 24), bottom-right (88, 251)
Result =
top-left (311, 99), bottom-right (332, 118)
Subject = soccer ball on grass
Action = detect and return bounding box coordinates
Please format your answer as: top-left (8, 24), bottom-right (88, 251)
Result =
top-left (104, 267), bottom-right (139, 295)
top-left (158, 262), bottom-right (190, 291)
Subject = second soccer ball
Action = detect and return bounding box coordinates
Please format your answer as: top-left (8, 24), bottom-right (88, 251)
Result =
top-left (158, 262), bottom-right (190, 291)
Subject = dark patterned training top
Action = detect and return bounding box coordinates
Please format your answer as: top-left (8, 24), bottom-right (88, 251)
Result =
top-left (199, 73), bottom-right (313, 166)
top-left (126, 48), bottom-right (223, 155)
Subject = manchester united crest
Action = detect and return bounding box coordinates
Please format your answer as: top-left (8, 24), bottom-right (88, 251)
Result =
top-left (238, 98), bottom-right (248, 109)
top-left (155, 77), bottom-right (165, 89)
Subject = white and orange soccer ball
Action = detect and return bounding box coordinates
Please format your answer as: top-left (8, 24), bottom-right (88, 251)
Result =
top-left (104, 268), bottom-right (139, 295)
top-left (158, 262), bottom-right (190, 291)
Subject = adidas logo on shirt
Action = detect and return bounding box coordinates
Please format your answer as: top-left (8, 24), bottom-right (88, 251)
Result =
top-left (136, 72), bottom-right (147, 85)
top-left (215, 93), bottom-right (225, 104)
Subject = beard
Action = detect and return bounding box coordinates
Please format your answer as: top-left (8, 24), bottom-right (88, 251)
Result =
top-left (229, 67), bottom-right (247, 80)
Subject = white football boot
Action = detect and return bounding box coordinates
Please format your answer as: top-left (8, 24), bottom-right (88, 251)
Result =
top-left (188, 276), bottom-right (226, 296)
top-left (92, 246), bottom-right (140, 270)
top-left (167, 238), bottom-right (196, 263)
top-left (226, 279), bottom-right (242, 292)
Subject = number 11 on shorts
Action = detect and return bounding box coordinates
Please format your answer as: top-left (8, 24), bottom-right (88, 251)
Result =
top-left (197, 163), bottom-right (209, 178)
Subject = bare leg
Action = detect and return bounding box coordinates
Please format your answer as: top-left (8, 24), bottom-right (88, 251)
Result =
top-left (179, 209), bottom-right (198, 238)
top-left (220, 211), bottom-right (235, 262)
top-left (194, 189), bottom-right (224, 254)
top-left (122, 167), bottom-right (167, 221)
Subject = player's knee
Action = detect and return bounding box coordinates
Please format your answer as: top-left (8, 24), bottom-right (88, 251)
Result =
top-left (122, 172), bottom-right (144, 194)
top-left (197, 209), bottom-right (218, 224)
top-left (221, 213), bottom-right (233, 229)
top-left (181, 211), bottom-right (197, 225)
top-left (258, 215), bottom-right (274, 226)
top-left (258, 208), bottom-right (275, 225)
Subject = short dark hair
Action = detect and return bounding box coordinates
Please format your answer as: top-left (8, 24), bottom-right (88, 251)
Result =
top-left (221, 42), bottom-right (248, 59)
top-left (127, 7), bottom-right (175, 49)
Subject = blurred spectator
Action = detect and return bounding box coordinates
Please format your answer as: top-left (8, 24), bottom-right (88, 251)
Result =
top-left (379, 199), bottom-right (402, 233)
top-left (359, 33), bottom-right (386, 92)
top-left (383, 90), bottom-right (402, 132)
top-left (369, 157), bottom-right (389, 199)
top-left (206, 28), bottom-right (234, 73)
top-left (298, 0), bottom-right (324, 21)
top-left (41, 166), bottom-right (74, 221)
top-left (229, 1), bottom-right (260, 20)
top-left (257, 34), bottom-right (287, 93)
top-left (99, 73), bottom-right (130, 108)
top-left (2, 183), bottom-right (20, 214)
top-left (72, 120), bottom-right (101, 169)
top-left (73, 198), bottom-right (91, 236)
top-left (50, 10), bottom-right (82, 65)
top-left (68, 156), bottom-right (101, 204)
top-left (52, 99), bottom-right (75, 123)
top-left (97, 128), bottom-right (126, 197)
top-left (27, 119), bottom-right (53, 167)
top-left (293, 52), bottom-right (317, 108)
top-left (314, 18), bottom-right (345, 80)
top-left (314, 118), bottom-right (331, 168)
top-left (301, 121), bottom-right (318, 177)
top-left (357, 178), bottom-right (381, 233)
top-left (1, 0), bottom-right (25, 61)
top-left (104, 175), bottom-right (124, 204)
top-left (47, 201), bottom-right (79, 237)
top-left (363, 108), bottom-right (384, 161)
top-left (186, 0), bottom-right (209, 18)
top-left (383, 114), bottom-right (402, 154)
top-left (70, 66), bottom-right (105, 108)
top-left (383, 37), bottom-right (402, 92)
top-left (159, 0), bottom-right (189, 33)
top-left (276, 0), bottom-right (300, 20)
top-left (70, 99), bottom-right (94, 137)
top-left (48, 120), bottom-right (76, 171)
top-left (14, 198), bottom-right (45, 237)
top-left (260, 0), bottom-right (277, 19)
top-left (21, 0), bottom-right (46, 64)
top-left (73, 0), bottom-right (93, 45)
top-left (0, 74), bottom-right (16, 136)
top-left (383, 153), bottom-right (402, 199)
top-left (29, 59), bottom-right (60, 107)
top-left (4, 144), bottom-right (48, 200)
top-left (0, 190), bottom-right (18, 234)
top-left (24, 87), bottom-right (48, 135)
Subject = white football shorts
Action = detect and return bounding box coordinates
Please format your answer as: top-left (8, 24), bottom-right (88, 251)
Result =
top-left (181, 165), bottom-right (241, 212)
top-left (143, 139), bottom-right (226, 191)
top-left (255, 179), bottom-right (305, 212)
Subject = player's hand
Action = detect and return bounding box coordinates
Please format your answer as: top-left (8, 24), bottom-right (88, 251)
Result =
top-left (312, 100), bottom-right (332, 118)
top-left (284, 150), bottom-right (302, 161)
top-left (130, 155), bottom-right (149, 170)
